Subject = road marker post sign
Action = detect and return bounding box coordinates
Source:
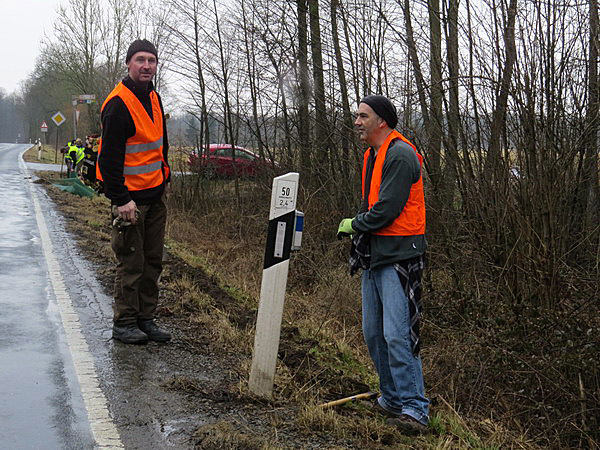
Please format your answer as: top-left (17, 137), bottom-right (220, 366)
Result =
top-left (249, 172), bottom-right (302, 397)
top-left (71, 94), bottom-right (96, 139)
top-left (51, 111), bottom-right (66, 164)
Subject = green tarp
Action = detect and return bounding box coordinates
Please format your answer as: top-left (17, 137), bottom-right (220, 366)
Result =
top-left (52, 177), bottom-right (96, 198)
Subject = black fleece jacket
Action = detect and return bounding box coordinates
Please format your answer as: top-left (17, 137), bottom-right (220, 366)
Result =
top-left (99, 76), bottom-right (170, 206)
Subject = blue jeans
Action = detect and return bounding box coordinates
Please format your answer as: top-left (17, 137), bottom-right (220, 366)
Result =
top-left (362, 265), bottom-right (429, 424)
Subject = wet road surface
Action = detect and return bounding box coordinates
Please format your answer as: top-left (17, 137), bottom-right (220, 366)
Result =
top-left (1, 143), bottom-right (214, 449)
top-left (0, 143), bottom-right (95, 449)
top-left (25, 161), bottom-right (62, 172)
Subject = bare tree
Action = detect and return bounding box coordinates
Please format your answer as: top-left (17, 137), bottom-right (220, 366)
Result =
top-left (330, 0), bottom-right (354, 180)
top-left (297, 0), bottom-right (311, 173)
top-left (484, 0), bottom-right (518, 176)
top-left (308, 0), bottom-right (332, 185)
top-left (573, 0), bottom-right (600, 235)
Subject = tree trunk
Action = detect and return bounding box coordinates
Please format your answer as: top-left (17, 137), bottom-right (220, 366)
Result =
top-left (308, 0), bottom-right (330, 185)
top-left (446, 0), bottom-right (461, 173)
top-left (297, 0), bottom-right (311, 174)
top-left (485, 0), bottom-right (518, 177)
top-left (241, 2), bottom-right (266, 161)
top-left (330, 0), bottom-right (353, 181)
top-left (428, 0), bottom-right (443, 193)
top-left (402, 0), bottom-right (430, 130)
top-left (573, 0), bottom-right (600, 236)
top-left (191, 0), bottom-right (210, 151)
top-left (212, 0), bottom-right (240, 204)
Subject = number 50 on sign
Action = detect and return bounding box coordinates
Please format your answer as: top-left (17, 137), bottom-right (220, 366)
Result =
top-left (275, 180), bottom-right (296, 210)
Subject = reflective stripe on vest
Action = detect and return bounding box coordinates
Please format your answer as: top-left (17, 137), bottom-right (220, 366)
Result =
top-left (75, 146), bottom-right (85, 164)
top-left (362, 130), bottom-right (426, 236)
top-left (123, 160), bottom-right (163, 175)
top-left (97, 82), bottom-right (169, 191)
top-left (125, 137), bottom-right (163, 154)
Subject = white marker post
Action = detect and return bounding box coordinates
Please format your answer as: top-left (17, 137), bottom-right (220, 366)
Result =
top-left (249, 172), bottom-right (299, 398)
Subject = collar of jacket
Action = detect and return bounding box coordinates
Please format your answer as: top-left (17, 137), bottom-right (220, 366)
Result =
top-left (122, 76), bottom-right (154, 96)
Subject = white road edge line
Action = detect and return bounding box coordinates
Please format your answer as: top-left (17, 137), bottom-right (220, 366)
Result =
top-left (19, 152), bottom-right (124, 449)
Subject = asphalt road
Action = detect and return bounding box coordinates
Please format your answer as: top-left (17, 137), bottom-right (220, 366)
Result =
top-left (0, 143), bottom-right (96, 449)
top-left (1, 143), bottom-right (221, 449)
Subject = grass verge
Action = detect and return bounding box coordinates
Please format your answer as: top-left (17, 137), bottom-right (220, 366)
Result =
top-left (28, 157), bottom-right (541, 448)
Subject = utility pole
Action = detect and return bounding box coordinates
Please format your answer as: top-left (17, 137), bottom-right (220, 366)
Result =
top-left (73, 103), bottom-right (78, 140)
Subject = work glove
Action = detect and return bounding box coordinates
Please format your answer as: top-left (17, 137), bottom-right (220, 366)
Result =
top-left (337, 218), bottom-right (355, 239)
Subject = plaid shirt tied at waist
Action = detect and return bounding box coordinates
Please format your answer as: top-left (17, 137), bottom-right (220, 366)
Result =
top-left (349, 234), bottom-right (425, 355)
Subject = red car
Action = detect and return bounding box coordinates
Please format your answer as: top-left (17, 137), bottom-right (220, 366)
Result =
top-left (188, 144), bottom-right (276, 178)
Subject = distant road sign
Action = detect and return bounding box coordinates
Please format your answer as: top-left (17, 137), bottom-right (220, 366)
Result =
top-left (72, 94), bottom-right (96, 104)
top-left (51, 111), bottom-right (66, 127)
top-left (41, 121), bottom-right (48, 133)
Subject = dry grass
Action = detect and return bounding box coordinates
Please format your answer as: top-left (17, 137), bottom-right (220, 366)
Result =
top-left (190, 308), bottom-right (254, 352)
top-left (162, 375), bottom-right (205, 393)
top-left (169, 274), bottom-right (214, 312)
top-left (192, 421), bottom-right (276, 450)
top-left (296, 403), bottom-right (348, 438)
top-left (161, 176), bottom-right (544, 449)
top-left (23, 144), bottom-right (65, 164)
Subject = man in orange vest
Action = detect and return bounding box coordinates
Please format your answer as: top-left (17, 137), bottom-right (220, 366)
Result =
top-left (337, 95), bottom-right (429, 434)
top-left (98, 39), bottom-right (171, 345)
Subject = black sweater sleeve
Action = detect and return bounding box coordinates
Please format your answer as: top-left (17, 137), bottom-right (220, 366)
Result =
top-left (98, 96), bottom-right (136, 206)
top-left (156, 93), bottom-right (170, 182)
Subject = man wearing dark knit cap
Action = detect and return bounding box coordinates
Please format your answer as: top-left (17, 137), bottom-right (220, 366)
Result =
top-left (98, 39), bottom-right (171, 344)
top-left (337, 95), bottom-right (429, 434)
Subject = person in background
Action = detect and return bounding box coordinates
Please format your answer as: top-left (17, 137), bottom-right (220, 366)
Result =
top-left (97, 39), bottom-right (171, 345)
top-left (64, 139), bottom-right (77, 176)
top-left (337, 95), bottom-right (429, 435)
top-left (73, 138), bottom-right (86, 175)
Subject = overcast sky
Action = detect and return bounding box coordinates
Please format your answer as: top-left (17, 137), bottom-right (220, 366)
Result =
top-left (0, 0), bottom-right (62, 94)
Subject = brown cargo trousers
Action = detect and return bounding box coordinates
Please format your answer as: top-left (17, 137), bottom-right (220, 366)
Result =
top-left (110, 196), bottom-right (167, 326)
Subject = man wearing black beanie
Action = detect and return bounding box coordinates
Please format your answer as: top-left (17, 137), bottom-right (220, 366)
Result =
top-left (337, 95), bottom-right (429, 434)
top-left (359, 95), bottom-right (399, 129)
top-left (125, 39), bottom-right (158, 64)
top-left (97, 39), bottom-right (171, 344)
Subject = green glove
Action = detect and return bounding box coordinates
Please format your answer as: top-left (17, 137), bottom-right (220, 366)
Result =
top-left (337, 218), bottom-right (355, 239)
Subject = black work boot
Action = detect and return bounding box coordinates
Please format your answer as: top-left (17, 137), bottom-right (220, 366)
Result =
top-left (112, 324), bottom-right (148, 344)
top-left (138, 319), bottom-right (171, 342)
top-left (386, 414), bottom-right (429, 435)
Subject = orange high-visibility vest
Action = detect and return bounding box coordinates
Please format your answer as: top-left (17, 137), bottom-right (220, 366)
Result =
top-left (362, 130), bottom-right (426, 236)
top-left (97, 82), bottom-right (169, 191)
